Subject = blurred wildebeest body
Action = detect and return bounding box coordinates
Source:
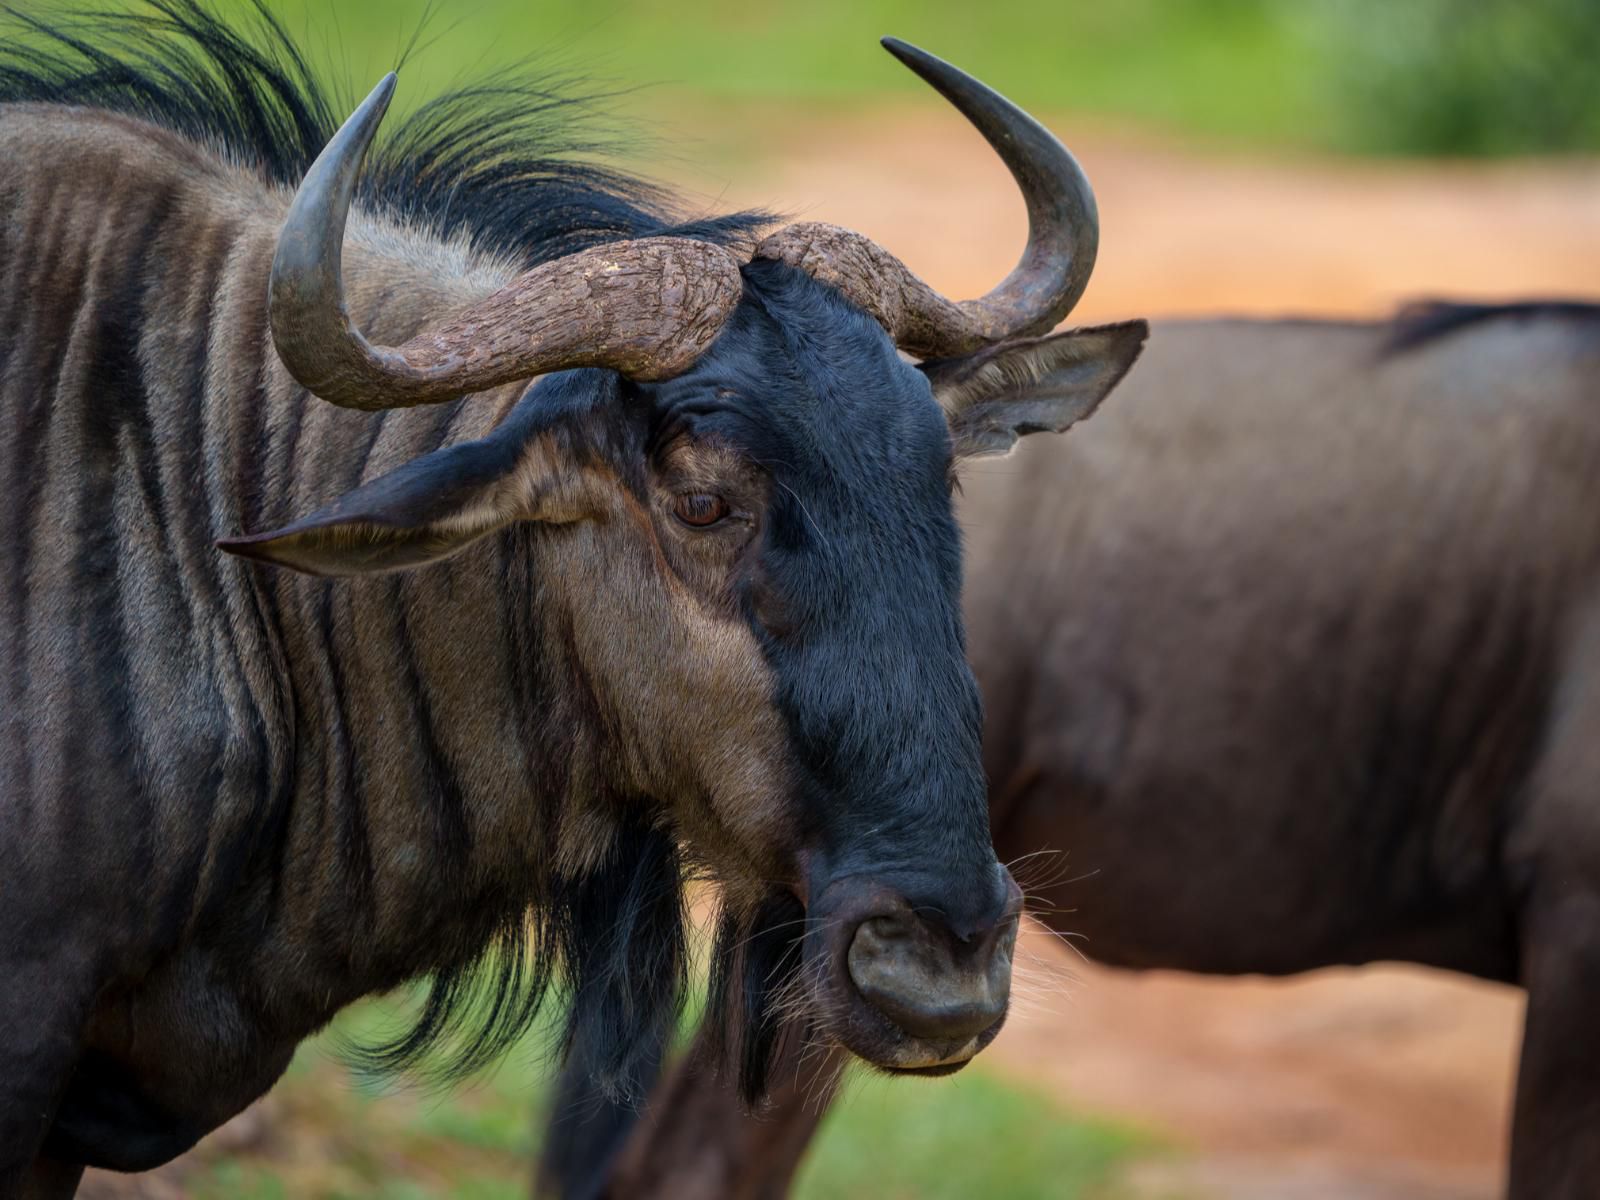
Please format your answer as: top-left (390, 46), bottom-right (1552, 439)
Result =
top-left (543, 304), bottom-right (1600, 1200)
top-left (0, 5), bottom-right (1148, 1196)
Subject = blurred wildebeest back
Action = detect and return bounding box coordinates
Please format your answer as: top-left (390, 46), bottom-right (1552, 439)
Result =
top-left (539, 302), bottom-right (1600, 1200)
top-left (0, 3), bottom-right (1149, 1195)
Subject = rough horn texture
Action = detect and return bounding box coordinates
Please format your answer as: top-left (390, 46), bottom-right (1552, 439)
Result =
top-left (270, 75), bottom-right (746, 409)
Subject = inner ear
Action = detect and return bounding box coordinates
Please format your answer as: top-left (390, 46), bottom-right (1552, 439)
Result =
top-left (218, 416), bottom-right (604, 577)
top-left (921, 319), bottom-right (1148, 458)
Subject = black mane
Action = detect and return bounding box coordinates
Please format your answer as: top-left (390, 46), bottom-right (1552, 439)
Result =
top-left (0, 0), bottom-right (772, 268)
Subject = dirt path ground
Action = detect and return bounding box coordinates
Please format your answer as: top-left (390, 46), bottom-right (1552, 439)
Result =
top-left (85, 113), bottom-right (1599, 1198)
top-left (996, 933), bottom-right (1520, 1199)
top-left (652, 102), bottom-right (1600, 323)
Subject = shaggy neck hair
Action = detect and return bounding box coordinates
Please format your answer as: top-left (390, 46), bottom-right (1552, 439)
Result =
top-left (0, 0), bottom-right (781, 1093)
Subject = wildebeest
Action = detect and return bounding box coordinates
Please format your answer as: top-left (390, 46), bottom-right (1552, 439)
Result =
top-left (0, 4), bottom-right (1148, 1195)
top-left (541, 303), bottom-right (1600, 1200)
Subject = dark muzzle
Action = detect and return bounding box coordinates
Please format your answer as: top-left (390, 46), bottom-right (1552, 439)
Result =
top-left (811, 867), bottom-right (1021, 1072)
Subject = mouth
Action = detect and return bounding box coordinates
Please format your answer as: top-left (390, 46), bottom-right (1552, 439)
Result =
top-left (884, 1061), bottom-right (972, 1078)
top-left (878, 1033), bottom-right (986, 1073)
top-left (847, 1012), bottom-right (1005, 1072)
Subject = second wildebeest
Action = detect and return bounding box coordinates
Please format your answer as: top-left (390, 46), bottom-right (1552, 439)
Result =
top-left (0, 5), bottom-right (1147, 1196)
top-left (541, 302), bottom-right (1600, 1200)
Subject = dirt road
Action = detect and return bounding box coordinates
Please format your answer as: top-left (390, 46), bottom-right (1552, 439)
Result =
top-left (994, 934), bottom-right (1519, 1199)
top-left (653, 101), bottom-right (1600, 322)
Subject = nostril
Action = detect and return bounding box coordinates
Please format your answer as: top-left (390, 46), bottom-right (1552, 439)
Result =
top-left (855, 914), bottom-right (914, 949)
top-left (864, 987), bottom-right (999, 1043)
top-left (846, 913), bottom-right (1010, 1043)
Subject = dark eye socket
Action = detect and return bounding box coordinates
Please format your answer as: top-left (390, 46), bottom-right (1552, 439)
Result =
top-left (672, 492), bottom-right (730, 528)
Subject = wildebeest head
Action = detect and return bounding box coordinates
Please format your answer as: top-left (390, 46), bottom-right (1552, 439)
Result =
top-left (222, 41), bottom-right (1145, 1093)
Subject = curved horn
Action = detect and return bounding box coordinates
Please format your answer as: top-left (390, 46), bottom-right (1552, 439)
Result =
top-left (270, 76), bottom-right (745, 410)
top-left (754, 38), bottom-right (1098, 359)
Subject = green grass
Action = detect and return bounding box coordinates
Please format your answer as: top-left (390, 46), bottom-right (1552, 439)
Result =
top-left (796, 1069), bottom-right (1154, 1200)
top-left (210, 0), bottom-right (1326, 138)
top-left (174, 991), bottom-right (1158, 1199)
top-left (19, 0), bottom-right (1600, 155)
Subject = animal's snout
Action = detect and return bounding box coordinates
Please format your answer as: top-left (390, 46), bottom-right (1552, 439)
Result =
top-left (806, 865), bottom-right (1021, 1072)
top-left (846, 909), bottom-right (1018, 1045)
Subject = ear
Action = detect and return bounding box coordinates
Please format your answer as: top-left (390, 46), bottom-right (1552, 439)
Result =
top-left (218, 421), bottom-right (597, 577)
top-left (922, 320), bottom-right (1148, 458)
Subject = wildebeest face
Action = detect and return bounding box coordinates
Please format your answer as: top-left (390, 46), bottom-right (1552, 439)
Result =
top-left (221, 37), bottom-right (1149, 1090)
top-left (620, 266), bottom-right (1147, 1078)
top-left (224, 261), bottom-right (1144, 1078)
top-left (677, 264), bottom-right (1021, 1075)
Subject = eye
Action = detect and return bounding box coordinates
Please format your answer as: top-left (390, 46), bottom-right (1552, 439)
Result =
top-left (672, 492), bottom-right (730, 528)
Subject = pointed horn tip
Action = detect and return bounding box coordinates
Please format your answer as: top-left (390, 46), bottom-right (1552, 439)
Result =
top-left (880, 36), bottom-right (927, 66)
top-left (337, 72), bottom-right (397, 136)
top-left (879, 38), bottom-right (984, 102)
top-left (364, 71), bottom-right (398, 116)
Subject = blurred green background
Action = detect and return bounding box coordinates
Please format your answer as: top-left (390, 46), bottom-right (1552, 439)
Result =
top-left (168, 990), bottom-right (1160, 1200)
top-left (163, 0), bottom-right (1600, 155)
